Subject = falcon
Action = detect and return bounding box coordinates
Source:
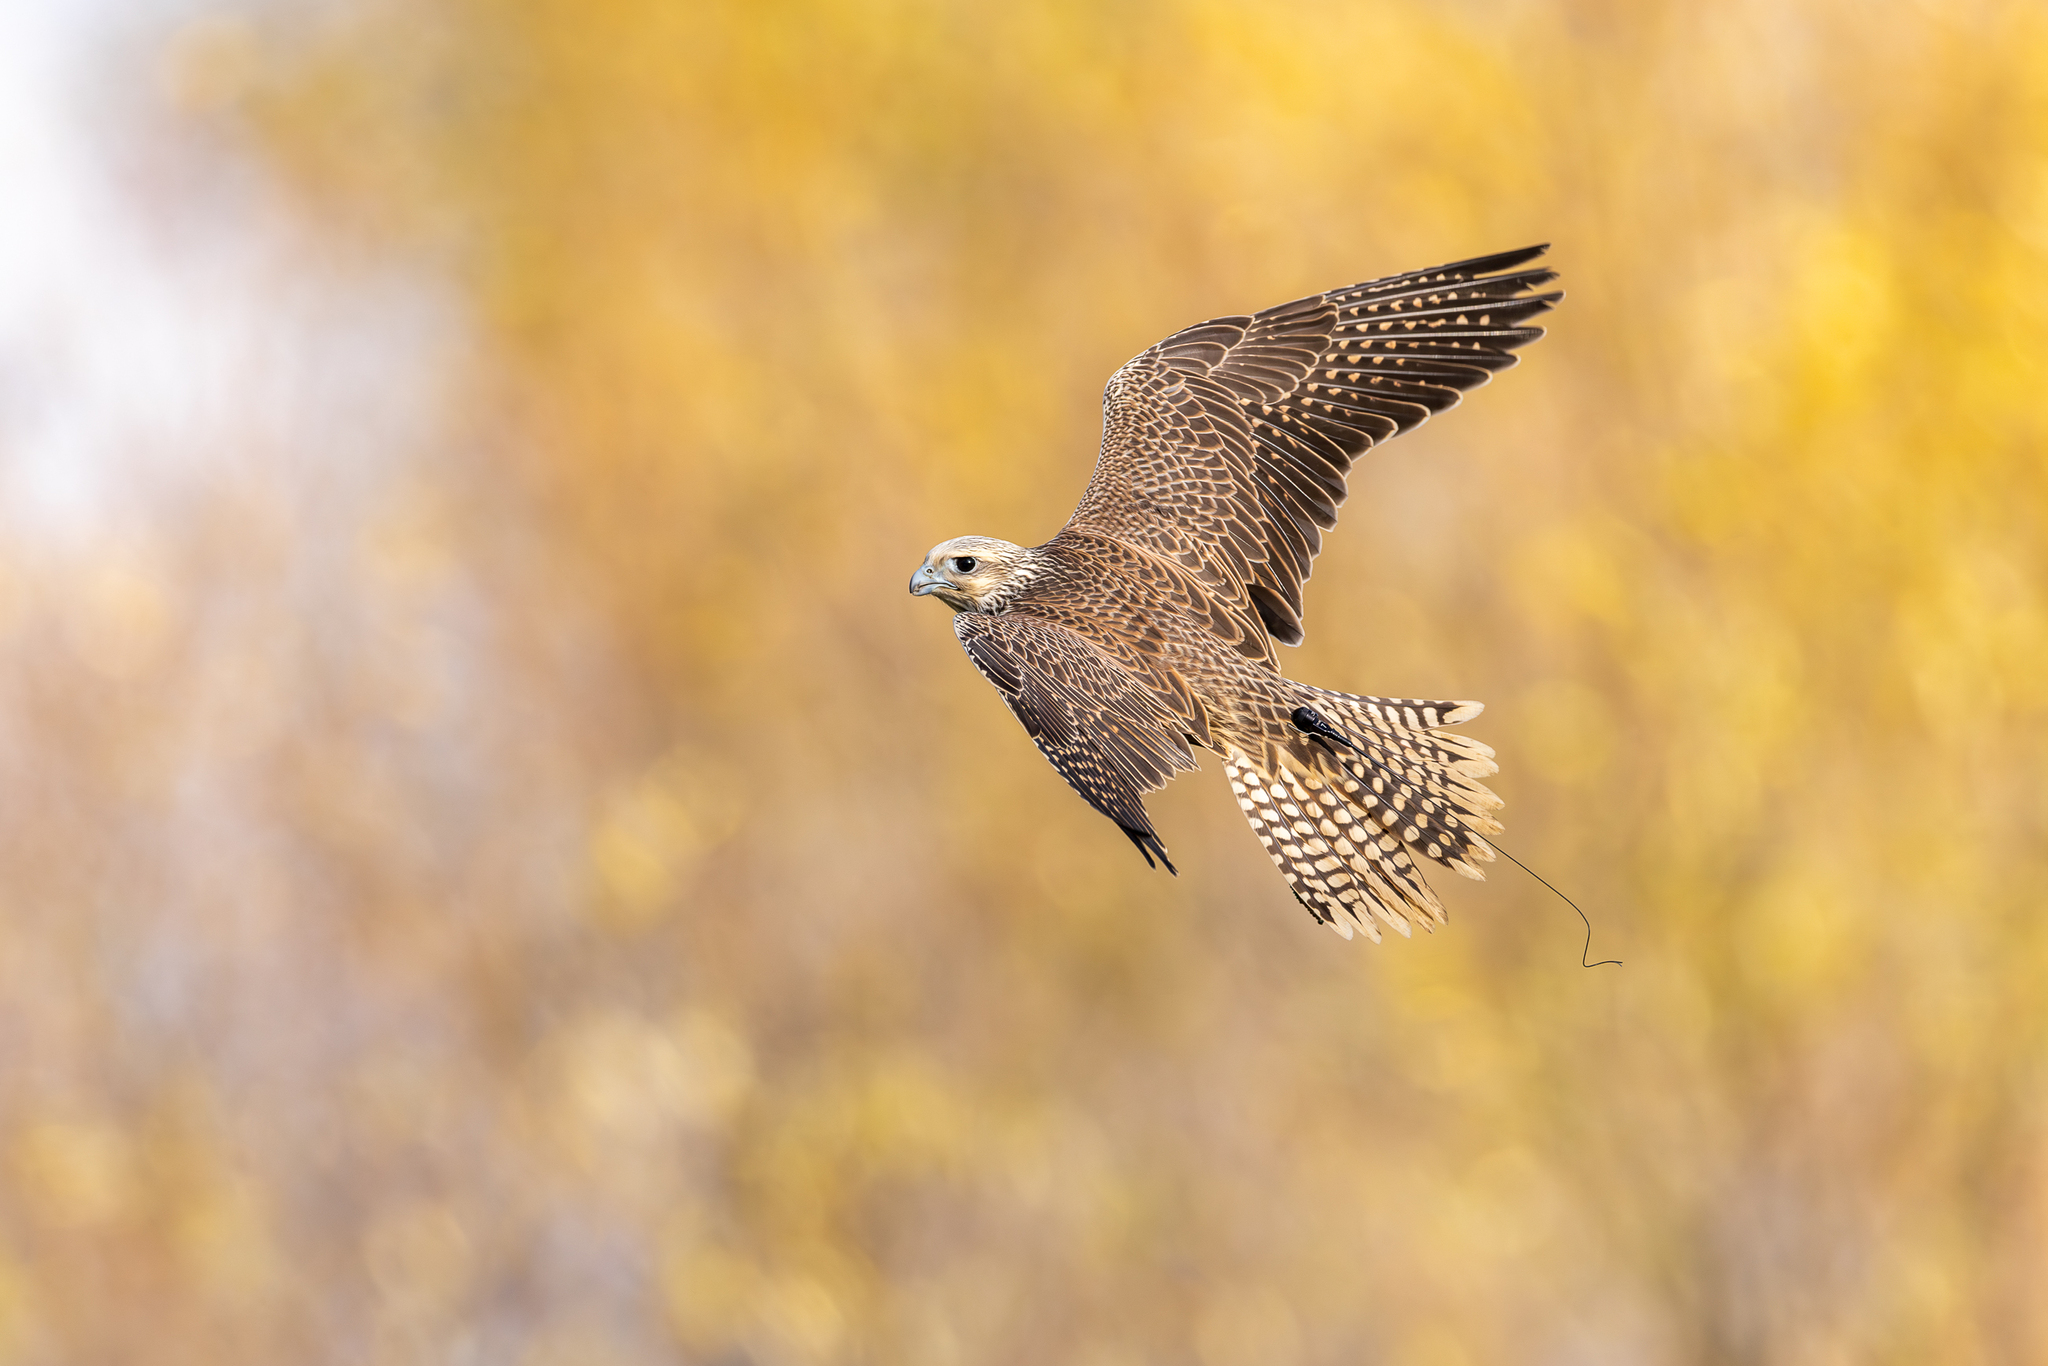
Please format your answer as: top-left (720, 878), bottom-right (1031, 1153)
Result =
top-left (910, 246), bottom-right (1559, 940)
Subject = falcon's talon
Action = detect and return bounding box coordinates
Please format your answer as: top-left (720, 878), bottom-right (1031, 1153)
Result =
top-left (910, 245), bottom-right (1556, 939)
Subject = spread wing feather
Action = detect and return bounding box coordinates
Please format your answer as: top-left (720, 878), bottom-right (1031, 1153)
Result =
top-left (1065, 245), bottom-right (1560, 645)
top-left (955, 612), bottom-right (1200, 871)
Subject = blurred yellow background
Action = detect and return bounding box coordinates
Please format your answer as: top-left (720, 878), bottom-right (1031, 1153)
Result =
top-left (3, 0), bottom-right (2046, 1361)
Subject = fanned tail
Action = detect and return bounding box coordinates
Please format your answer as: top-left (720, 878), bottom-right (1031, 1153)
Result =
top-left (1226, 687), bottom-right (1505, 940)
top-left (1301, 688), bottom-right (1503, 879)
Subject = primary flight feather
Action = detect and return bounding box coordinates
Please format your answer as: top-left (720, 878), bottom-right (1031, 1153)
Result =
top-left (909, 246), bottom-right (1560, 940)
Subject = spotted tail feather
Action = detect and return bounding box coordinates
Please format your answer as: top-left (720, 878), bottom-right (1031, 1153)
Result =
top-left (1225, 752), bottom-right (1448, 941)
top-left (1225, 686), bottom-right (1507, 939)
top-left (1299, 688), bottom-right (1503, 881)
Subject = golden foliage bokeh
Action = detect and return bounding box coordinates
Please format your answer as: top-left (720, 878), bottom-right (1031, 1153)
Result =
top-left (6, 1), bottom-right (2048, 1361)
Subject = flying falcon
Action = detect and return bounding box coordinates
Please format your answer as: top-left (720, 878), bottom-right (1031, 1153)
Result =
top-left (910, 246), bottom-right (1559, 940)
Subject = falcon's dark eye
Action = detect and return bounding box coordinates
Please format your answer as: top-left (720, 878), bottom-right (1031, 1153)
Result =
top-left (951, 556), bottom-right (978, 574)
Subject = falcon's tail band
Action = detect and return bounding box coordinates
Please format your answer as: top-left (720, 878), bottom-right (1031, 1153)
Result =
top-left (1230, 688), bottom-right (1507, 939)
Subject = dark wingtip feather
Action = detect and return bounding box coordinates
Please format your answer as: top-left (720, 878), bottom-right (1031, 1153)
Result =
top-left (1495, 269), bottom-right (1560, 293)
top-left (1122, 825), bottom-right (1179, 875)
top-left (1442, 243), bottom-right (1551, 279)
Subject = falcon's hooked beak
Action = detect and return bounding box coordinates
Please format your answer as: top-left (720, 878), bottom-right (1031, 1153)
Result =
top-left (909, 563), bottom-right (946, 596)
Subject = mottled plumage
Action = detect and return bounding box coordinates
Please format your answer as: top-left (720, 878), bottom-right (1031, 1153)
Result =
top-left (911, 246), bottom-right (1559, 939)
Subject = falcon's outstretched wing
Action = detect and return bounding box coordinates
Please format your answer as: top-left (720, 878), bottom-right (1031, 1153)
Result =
top-left (955, 612), bottom-right (1199, 871)
top-left (1064, 245), bottom-right (1559, 645)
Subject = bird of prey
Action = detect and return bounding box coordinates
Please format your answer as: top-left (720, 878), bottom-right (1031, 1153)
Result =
top-left (910, 246), bottom-right (1559, 940)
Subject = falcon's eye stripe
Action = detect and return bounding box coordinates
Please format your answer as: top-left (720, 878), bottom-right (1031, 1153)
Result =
top-left (951, 556), bottom-right (978, 573)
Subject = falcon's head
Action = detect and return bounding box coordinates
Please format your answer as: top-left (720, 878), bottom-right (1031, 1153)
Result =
top-left (909, 536), bottom-right (1033, 613)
